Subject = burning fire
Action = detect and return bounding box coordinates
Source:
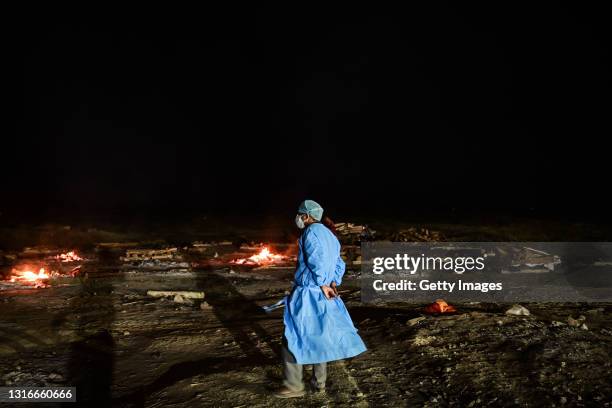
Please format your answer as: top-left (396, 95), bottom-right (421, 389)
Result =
top-left (4, 250), bottom-right (84, 289)
top-left (9, 267), bottom-right (50, 288)
top-left (423, 299), bottom-right (457, 314)
top-left (55, 251), bottom-right (82, 262)
top-left (232, 247), bottom-right (287, 265)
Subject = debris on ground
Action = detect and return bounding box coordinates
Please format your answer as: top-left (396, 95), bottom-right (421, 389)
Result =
top-left (96, 242), bottom-right (140, 250)
top-left (189, 241), bottom-right (233, 253)
top-left (19, 246), bottom-right (59, 257)
top-left (567, 315), bottom-right (586, 327)
top-left (173, 294), bottom-right (194, 305)
top-left (500, 246), bottom-right (562, 273)
top-left (406, 316), bottom-right (426, 326)
top-left (121, 248), bottom-right (180, 262)
top-left (505, 304), bottom-right (531, 316)
top-left (125, 260), bottom-right (190, 270)
top-left (147, 290), bottom-right (205, 300)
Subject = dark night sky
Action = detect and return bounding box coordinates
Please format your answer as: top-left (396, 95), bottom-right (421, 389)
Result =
top-left (4, 4), bottom-right (611, 223)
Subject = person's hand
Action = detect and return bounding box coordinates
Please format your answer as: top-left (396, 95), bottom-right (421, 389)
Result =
top-left (330, 281), bottom-right (339, 296)
top-left (320, 285), bottom-right (336, 299)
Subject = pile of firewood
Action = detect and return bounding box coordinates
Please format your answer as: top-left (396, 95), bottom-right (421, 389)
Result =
top-left (120, 247), bottom-right (180, 262)
top-left (334, 223), bottom-right (376, 243)
top-left (387, 227), bottom-right (444, 242)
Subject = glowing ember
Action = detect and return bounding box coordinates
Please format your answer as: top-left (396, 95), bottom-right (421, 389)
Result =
top-left (423, 299), bottom-right (457, 314)
top-left (9, 267), bottom-right (50, 288)
top-left (55, 251), bottom-right (82, 262)
top-left (232, 247), bottom-right (287, 265)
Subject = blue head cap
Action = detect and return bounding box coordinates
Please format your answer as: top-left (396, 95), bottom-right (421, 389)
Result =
top-left (298, 200), bottom-right (324, 221)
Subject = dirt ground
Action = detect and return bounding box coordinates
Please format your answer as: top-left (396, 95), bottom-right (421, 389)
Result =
top-left (0, 222), bottom-right (611, 407)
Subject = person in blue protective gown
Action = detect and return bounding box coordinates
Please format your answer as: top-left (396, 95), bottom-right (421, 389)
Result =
top-left (274, 200), bottom-right (367, 398)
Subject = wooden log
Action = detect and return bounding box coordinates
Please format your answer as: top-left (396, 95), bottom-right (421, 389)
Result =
top-left (146, 290), bottom-right (205, 299)
top-left (96, 242), bottom-right (141, 248)
top-left (121, 248), bottom-right (179, 261)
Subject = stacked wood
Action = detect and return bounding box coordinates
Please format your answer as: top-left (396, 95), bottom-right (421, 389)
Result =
top-left (335, 223), bottom-right (367, 235)
top-left (334, 223), bottom-right (376, 244)
top-left (191, 241), bottom-right (233, 252)
top-left (340, 245), bottom-right (362, 266)
top-left (20, 247), bottom-right (58, 257)
top-left (146, 290), bottom-right (205, 299)
top-left (96, 242), bottom-right (141, 249)
top-left (121, 247), bottom-right (179, 262)
top-left (389, 227), bottom-right (443, 242)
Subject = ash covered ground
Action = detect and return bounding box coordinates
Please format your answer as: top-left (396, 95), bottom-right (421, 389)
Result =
top-left (0, 220), bottom-right (611, 407)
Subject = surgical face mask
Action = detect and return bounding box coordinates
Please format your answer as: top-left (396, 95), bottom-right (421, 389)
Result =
top-left (295, 214), bottom-right (305, 229)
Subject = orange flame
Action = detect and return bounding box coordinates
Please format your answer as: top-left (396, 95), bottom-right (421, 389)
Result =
top-left (423, 299), bottom-right (457, 314)
top-left (55, 251), bottom-right (82, 262)
top-left (248, 247), bottom-right (284, 263)
top-left (9, 267), bottom-right (50, 287)
top-left (232, 247), bottom-right (287, 265)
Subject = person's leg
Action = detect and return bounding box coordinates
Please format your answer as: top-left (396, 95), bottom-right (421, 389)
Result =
top-left (311, 362), bottom-right (327, 391)
top-left (281, 342), bottom-right (304, 392)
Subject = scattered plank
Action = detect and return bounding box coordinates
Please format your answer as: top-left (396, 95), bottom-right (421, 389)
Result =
top-left (146, 290), bottom-right (205, 299)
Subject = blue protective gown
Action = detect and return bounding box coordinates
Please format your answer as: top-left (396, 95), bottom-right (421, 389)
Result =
top-left (283, 223), bottom-right (367, 364)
